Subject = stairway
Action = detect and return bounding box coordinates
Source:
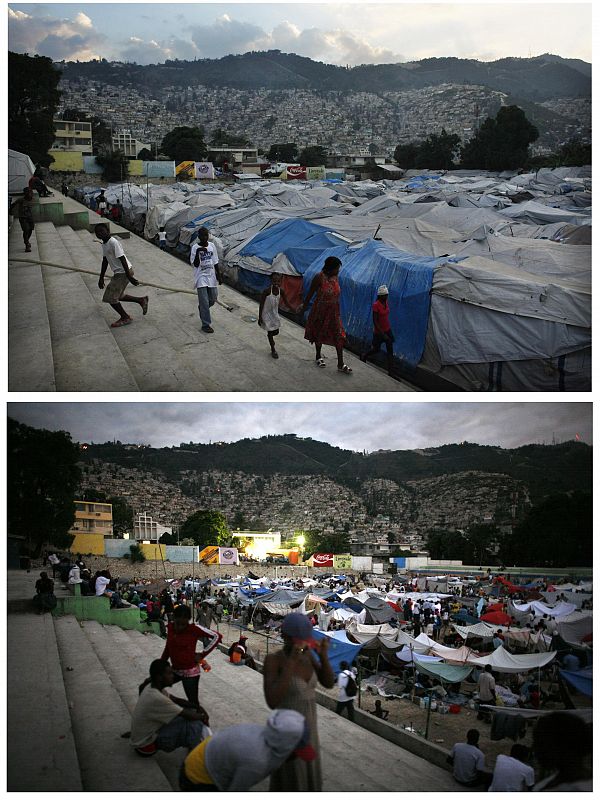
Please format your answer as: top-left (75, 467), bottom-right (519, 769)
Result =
top-left (8, 198), bottom-right (414, 392)
top-left (7, 609), bottom-right (456, 792)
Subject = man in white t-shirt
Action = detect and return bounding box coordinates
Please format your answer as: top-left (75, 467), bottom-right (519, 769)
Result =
top-left (131, 659), bottom-right (208, 756)
top-left (95, 572), bottom-right (112, 596)
top-left (448, 729), bottom-right (486, 787)
top-left (488, 744), bottom-right (535, 792)
top-left (189, 227), bottom-right (221, 334)
top-left (335, 661), bottom-right (357, 721)
top-left (96, 223), bottom-right (149, 328)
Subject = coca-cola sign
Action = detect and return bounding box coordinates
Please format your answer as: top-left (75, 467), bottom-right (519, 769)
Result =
top-left (312, 553), bottom-right (334, 567)
top-left (286, 165), bottom-right (307, 180)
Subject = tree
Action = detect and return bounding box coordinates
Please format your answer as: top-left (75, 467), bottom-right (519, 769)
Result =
top-left (298, 145), bottom-right (328, 167)
top-left (554, 137), bottom-right (592, 167)
top-left (161, 126), bottom-right (207, 162)
top-left (159, 532), bottom-right (178, 545)
top-left (460, 105), bottom-right (539, 171)
top-left (95, 150), bottom-right (129, 182)
top-left (179, 510), bottom-right (229, 549)
top-left (302, 529), bottom-right (350, 555)
top-left (393, 142), bottom-right (419, 169)
top-left (415, 129), bottom-right (461, 170)
top-left (8, 417), bottom-right (80, 556)
top-left (426, 528), bottom-right (466, 560)
top-left (137, 147), bottom-right (155, 161)
top-left (125, 544), bottom-right (145, 563)
top-left (209, 128), bottom-right (249, 147)
top-left (267, 143), bottom-right (298, 162)
top-left (8, 52), bottom-right (62, 167)
top-left (498, 492), bottom-right (591, 568)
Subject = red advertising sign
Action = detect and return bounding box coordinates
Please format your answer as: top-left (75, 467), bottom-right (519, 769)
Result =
top-left (312, 553), bottom-right (334, 567)
top-left (287, 165), bottom-right (307, 180)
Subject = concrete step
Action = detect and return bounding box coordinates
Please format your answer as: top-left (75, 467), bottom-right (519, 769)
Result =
top-left (8, 222), bottom-right (56, 390)
top-left (75, 226), bottom-right (415, 392)
top-left (124, 627), bottom-right (165, 659)
top-left (53, 615), bottom-right (172, 791)
top-left (7, 613), bottom-right (82, 791)
top-left (80, 620), bottom-right (181, 790)
top-left (58, 225), bottom-right (214, 391)
top-left (34, 222), bottom-right (139, 391)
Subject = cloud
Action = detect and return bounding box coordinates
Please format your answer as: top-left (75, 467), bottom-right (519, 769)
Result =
top-left (185, 14), bottom-right (403, 66)
top-left (190, 14), bottom-right (269, 59)
top-left (8, 7), bottom-right (107, 61)
top-left (7, 403), bottom-right (592, 454)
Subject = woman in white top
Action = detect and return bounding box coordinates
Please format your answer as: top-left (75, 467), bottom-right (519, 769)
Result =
top-left (258, 273), bottom-right (291, 359)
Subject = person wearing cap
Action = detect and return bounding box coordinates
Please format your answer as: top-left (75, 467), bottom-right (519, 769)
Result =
top-left (263, 612), bottom-right (335, 791)
top-left (360, 285), bottom-right (395, 375)
top-left (179, 709), bottom-right (309, 791)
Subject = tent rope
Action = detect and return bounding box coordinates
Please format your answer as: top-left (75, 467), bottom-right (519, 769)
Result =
top-left (9, 256), bottom-right (235, 311)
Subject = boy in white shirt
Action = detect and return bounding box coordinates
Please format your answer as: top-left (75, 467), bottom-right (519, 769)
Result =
top-left (96, 223), bottom-right (148, 327)
top-left (189, 227), bottom-right (221, 333)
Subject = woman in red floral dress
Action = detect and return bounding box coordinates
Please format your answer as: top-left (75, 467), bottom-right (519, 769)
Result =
top-left (301, 256), bottom-right (352, 374)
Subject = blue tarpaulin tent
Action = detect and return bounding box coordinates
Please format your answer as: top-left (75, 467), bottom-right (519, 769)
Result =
top-left (239, 218), bottom-right (343, 274)
top-left (560, 667), bottom-right (593, 697)
top-left (302, 239), bottom-right (450, 367)
top-left (312, 628), bottom-right (364, 675)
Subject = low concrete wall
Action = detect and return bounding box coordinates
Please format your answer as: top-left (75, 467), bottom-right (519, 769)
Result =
top-left (53, 590), bottom-right (163, 637)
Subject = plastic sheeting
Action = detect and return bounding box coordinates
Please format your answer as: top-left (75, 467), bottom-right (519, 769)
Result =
top-left (8, 149), bottom-right (35, 194)
top-left (414, 656), bottom-right (474, 683)
top-left (311, 628), bottom-right (364, 675)
top-left (454, 622), bottom-right (496, 640)
top-left (512, 601), bottom-right (577, 618)
top-left (471, 645), bottom-right (556, 673)
top-left (559, 667), bottom-right (592, 697)
top-left (303, 239), bottom-right (444, 367)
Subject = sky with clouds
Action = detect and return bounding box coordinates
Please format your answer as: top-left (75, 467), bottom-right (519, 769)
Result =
top-left (7, 402), bottom-right (592, 451)
top-left (8, 3), bottom-right (592, 66)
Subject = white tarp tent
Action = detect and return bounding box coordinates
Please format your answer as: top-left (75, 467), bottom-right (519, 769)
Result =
top-left (9, 149), bottom-right (35, 195)
top-left (470, 645), bottom-right (556, 673)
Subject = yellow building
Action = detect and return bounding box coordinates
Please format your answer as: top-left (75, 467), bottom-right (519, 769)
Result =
top-left (70, 500), bottom-right (113, 536)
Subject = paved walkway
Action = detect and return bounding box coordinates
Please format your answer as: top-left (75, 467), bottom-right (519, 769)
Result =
top-left (8, 195), bottom-right (418, 392)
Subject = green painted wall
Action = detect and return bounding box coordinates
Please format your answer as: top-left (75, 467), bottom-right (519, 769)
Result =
top-left (53, 590), bottom-right (163, 637)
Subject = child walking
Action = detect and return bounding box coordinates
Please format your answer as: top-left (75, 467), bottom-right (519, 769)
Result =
top-left (258, 273), bottom-right (290, 359)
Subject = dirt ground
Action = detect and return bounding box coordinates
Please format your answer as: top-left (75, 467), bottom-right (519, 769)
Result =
top-left (215, 618), bottom-right (591, 772)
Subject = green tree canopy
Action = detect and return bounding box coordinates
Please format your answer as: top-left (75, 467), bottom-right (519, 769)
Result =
top-left (460, 105), bottom-right (539, 170)
top-left (298, 145), bottom-right (328, 167)
top-left (137, 147), bottom-right (155, 161)
top-left (179, 510), bottom-right (229, 549)
top-left (209, 128), bottom-right (250, 147)
top-left (498, 492), bottom-right (591, 568)
top-left (393, 143), bottom-right (420, 169)
top-left (415, 129), bottom-right (461, 170)
top-left (8, 418), bottom-right (81, 555)
top-left (95, 150), bottom-right (129, 182)
top-left (267, 143), bottom-right (298, 162)
top-left (161, 126), bottom-right (207, 162)
top-left (9, 52), bottom-right (62, 167)
top-left (302, 529), bottom-right (350, 555)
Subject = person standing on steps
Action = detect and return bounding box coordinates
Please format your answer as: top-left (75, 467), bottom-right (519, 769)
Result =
top-left (258, 272), bottom-right (291, 359)
top-left (361, 285), bottom-right (395, 375)
top-left (95, 222), bottom-right (148, 328)
top-left (10, 187), bottom-right (35, 252)
top-left (300, 255), bottom-right (352, 374)
top-left (190, 227), bottom-right (221, 334)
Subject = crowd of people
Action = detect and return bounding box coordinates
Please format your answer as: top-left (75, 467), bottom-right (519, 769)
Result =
top-left (32, 558), bottom-right (592, 791)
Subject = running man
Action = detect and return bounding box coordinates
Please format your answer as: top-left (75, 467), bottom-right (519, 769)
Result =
top-left (95, 223), bottom-right (148, 328)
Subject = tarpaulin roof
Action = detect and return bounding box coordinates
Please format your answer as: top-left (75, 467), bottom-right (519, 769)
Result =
top-left (303, 239), bottom-right (449, 367)
top-left (311, 628), bottom-right (364, 675)
top-left (414, 656), bottom-right (474, 683)
top-left (481, 611), bottom-right (512, 626)
top-left (472, 645), bottom-right (556, 673)
top-left (557, 613), bottom-right (593, 645)
top-left (559, 667), bottom-right (593, 697)
top-left (454, 622), bottom-right (496, 640)
top-left (8, 149), bottom-right (35, 194)
top-left (512, 601), bottom-right (577, 618)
